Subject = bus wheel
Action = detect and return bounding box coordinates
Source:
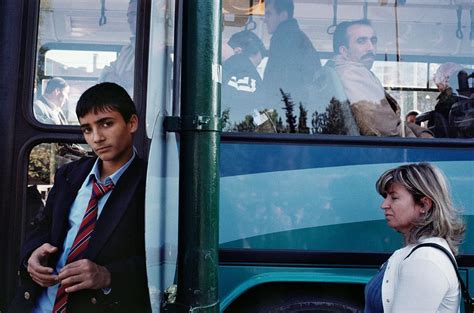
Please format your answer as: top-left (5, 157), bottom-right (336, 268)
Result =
top-left (228, 296), bottom-right (362, 313)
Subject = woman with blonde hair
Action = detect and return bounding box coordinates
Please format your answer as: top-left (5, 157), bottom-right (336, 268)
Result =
top-left (364, 162), bottom-right (465, 313)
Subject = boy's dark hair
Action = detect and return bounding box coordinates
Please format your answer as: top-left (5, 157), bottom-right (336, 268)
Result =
top-left (76, 82), bottom-right (137, 122)
top-left (44, 77), bottom-right (68, 95)
top-left (266, 0), bottom-right (294, 19)
top-left (333, 19), bottom-right (372, 53)
top-left (228, 30), bottom-right (267, 57)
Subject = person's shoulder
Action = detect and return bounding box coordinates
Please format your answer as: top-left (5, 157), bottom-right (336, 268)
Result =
top-left (223, 54), bottom-right (248, 69)
top-left (406, 238), bottom-right (455, 266)
top-left (224, 55), bottom-right (257, 75)
top-left (284, 19), bottom-right (315, 44)
top-left (33, 98), bottom-right (46, 106)
top-left (129, 154), bottom-right (148, 177)
top-left (136, 155), bottom-right (147, 170)
top-left (33, 98), bottom-right (49, 113)
top-left (56, 156), bottom-right (96, 177)
top-left (402, 239), bottom-right (459, 284)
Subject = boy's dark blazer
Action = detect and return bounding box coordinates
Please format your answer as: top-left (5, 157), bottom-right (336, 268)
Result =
top-left (10, 156), bottom-right (151, 313)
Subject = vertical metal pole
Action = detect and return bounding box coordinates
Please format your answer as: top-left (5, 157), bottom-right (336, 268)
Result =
top-left (176, 0), bottom-right (221, 312)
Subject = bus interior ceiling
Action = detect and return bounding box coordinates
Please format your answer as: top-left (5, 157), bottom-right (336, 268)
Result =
top-left (223, 0), bottom-right (474, 58)
top-left (39, 0), bottom-right (131, 46)
top-left (41, 1), bottom-right (474, 57)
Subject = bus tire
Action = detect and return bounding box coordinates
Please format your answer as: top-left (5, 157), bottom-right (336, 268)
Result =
top-left (228, 295), bottom-right (362, 313)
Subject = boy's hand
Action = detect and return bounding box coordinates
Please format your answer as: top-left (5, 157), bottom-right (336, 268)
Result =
top-left (27, 243), bottom-right (58, 287)
top-left (58, 259), bottom-right (111, 293)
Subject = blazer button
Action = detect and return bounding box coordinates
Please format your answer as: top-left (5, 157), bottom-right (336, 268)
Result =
top-left (17, 270), bottom-right (20, 276)
top-left (24, 292), bottom-right (31, 300)
top-left (91, 297), bottom-right (97, 305)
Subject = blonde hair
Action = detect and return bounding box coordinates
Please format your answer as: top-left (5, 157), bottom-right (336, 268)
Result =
top-left (376, 163), bottom-right (465, 254)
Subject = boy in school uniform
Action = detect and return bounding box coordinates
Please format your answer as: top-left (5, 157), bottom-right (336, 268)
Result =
top-left (10, 82), bottom-right (150, 312)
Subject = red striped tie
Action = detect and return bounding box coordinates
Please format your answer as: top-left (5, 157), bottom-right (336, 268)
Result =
top-left (53, 177), bottom-right (114, 313)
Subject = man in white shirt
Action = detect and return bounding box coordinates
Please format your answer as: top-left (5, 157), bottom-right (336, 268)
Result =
top-left (98, 0), bottom-right (137, 97)
top-left (34, 77), bottom-right (70, 125)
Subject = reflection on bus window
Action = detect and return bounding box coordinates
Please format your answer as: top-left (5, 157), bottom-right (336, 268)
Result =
top-left (33, 0), bottom-right (137, 125)
top-left (34, 77), bottom-right (71, 125)
top-left (221, 0), bottom-right (474, 139)
top-left (97, 0), bottom-right (137, 96)
top-left (27, 142), bottom-right (91, 229)
top-left (144, 0), bottom-right (177, 309)
top-left (145, 0), bottom-right (175, 137)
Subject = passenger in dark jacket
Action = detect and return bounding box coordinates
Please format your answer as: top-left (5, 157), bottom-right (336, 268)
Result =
top-left (9, 83), bottom-right (150, 313)
top-left (263, 0), bottom-right (321, 112)
top-left (222, 30), bottom-right (267, 124)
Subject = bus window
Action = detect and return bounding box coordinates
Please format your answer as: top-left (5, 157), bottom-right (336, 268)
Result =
top-left (33, 0), bottom-right (137, 126)
top-left (26, 142), bottom-right (91, 231)
top-left (221, 0), bottom-right (474, 138)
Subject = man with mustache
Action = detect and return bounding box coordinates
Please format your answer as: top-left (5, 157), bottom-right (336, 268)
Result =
top-left (331, 19), bottom-right (432, 137)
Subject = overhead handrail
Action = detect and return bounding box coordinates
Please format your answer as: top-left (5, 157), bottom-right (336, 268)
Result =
top-left (327, 0), bottom-right (338, 34)
top-left (456, 6), bottom-right (463, 39)
top-left (245, 15), bottom-right (257, 31)
top-left (99, 0), bottom-right (107, 26)
top-left (363, 1), bottom-right (368, 20)
top-left (470, 8), bottom-right (473, 41)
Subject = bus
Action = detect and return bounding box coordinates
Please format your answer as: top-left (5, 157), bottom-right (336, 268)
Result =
top-left (1, 0), bottom-right (473, 312)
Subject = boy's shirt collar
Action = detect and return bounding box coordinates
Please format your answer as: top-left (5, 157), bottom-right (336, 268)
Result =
top-left (87, 148), bottom-right (136, 186)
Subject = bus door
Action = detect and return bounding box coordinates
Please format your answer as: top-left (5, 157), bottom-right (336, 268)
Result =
top-left (143, 0), bottom-right (178, 311)
top-left (0, 0), bottom-right (148, 308)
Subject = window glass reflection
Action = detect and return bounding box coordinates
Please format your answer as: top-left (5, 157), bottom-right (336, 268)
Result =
top-left (33, 0), bottom-right (137, 126)
top-left (27, 142), bottom-right (91, 228)
top-left (221, 0), bottom-right (474, 138)
top-left (145, 0), bottom-right (175, 137)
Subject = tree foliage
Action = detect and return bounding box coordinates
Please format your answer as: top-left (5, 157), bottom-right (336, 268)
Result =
top-left (222, 92), bottom-right (349, 135)
top-left (311, 97), bottom-right (348, 135)
top-left (298, 103), bottom-right (310, 134)
top-left (28, 144), bottom-right (52, 184)
top-left (280, 88), bottom-right (297, 133)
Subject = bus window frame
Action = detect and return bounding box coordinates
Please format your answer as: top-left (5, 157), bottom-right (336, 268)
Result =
top-left (219, 132), bottom-right (474, 262)
top-left (220, 131), bottom-right (474, 151)
top-left (36, 42), bottom-right (123, 83)
top-left (25, 0), bottom-right (151, 142)
top-left (32, 43), bottom-right (124, 127)
top-left (222, 49), bottom-right (474, 137)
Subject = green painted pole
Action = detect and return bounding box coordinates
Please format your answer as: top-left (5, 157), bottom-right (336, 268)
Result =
top-left (176, 0), bottom-right (221, 312)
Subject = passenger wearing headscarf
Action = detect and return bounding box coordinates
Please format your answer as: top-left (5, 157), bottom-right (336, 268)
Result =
top-left (433, 62), bottom-right (464, 120)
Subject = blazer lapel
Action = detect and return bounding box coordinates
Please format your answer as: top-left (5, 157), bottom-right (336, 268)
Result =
top-left (85, 157), bottom-right (144, 260)
top-left (51, 158), bottom-right (96, 246)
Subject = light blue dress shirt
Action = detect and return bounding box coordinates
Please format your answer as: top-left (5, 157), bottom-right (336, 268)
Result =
top-left (33, 151), bottom-right (136, 312)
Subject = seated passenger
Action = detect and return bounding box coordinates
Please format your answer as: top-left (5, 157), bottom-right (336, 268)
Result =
top-left (34, 77), bottom-right (70, 125)
top-left (448, 69), bottom-right (474, 138)
top-left (263, 0), bottom-right (321, 109)
top-left (433, 62), bottom-right (464, 120)
top-left (330, 19), bottom-right (432, 138)
top-left (98, 0), bottom-right (137, 97)
top-left (405, 110), bottom-right (420, 124)
top-left (222, 30), bottom-right (267, 123)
